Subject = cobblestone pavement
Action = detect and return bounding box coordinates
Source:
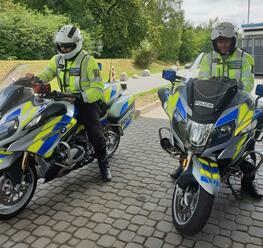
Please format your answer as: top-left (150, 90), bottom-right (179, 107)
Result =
top-left (1, 117), bottom-right (263, 248)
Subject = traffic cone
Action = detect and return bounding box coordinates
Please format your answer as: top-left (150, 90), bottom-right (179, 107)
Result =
top-left (111, 66), bottom-right (116, 82)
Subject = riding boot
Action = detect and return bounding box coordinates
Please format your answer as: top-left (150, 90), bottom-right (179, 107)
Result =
top-left (98, 156), bottom-right (112, 182)
top-left (240, 159), bottom-right (263, 199)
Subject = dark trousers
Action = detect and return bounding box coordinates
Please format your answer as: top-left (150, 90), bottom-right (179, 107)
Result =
top-left (76, 101), bottom-right (107, 160)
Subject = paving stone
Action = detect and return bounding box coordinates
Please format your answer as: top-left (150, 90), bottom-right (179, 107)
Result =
top-left (144, 237), bottom-right (163, 248)
top-left (94, 223), bottom-right (111, 234)
top-left (250, 237), bottom-right (262, 246)
top-left (90, 213), bottom-right (107, 222)
top-left (68, 238), bottom-right (80, 246)
top-left (232, 242), bottom-right (245, 248)
top-left (213, 236), bottom-right (232, 248)
top-left (31, 237), bottom-right (51, 248)
top-left (133, 235), bottom-right (145, 244)
top-left (194, 240), bottom-right (214, 248)
top-left (130, 215), bottom-right (147, 225)
top-left (33, 215), bottom-right (50, 225)
top-left (53, 232), bottom-right (72, 244)
top-left (112, 240), bottom-right (126, 248)
top-left (137, 226), bottom-right (155, 237)
top-left (125, 243), bottom-right (143, 248)
top-left (24, 235), bottom-right (37, 245)
top-left (2, 240), bottom-right (15, 248)
top-left (96, 235), bottom-right (116, 247)
top-left (251, 211), bottom-right (263, 221)
top-left (156, 221), bottom-right (173, 232)
top-left (52, 221), bottom-right (70, 231)
top-left (118, 230), bottom-right (136, 242)
top-left (75, 240), bottom-right (96, 248)
top-left (232, 231), bottom-right (250, 243)
top-left (113, 219), bottom-right (129, 230)
top-left (148, 211), bottom-right (164, 221)
top-left (0, 235), bottom-right (8, 246)
top-left (248, 226), bottom-right (263, 238)
top-left (235, 215), bottom-right (252, 226)
top-left (11, 230), bottom-right (30, 242)
top-left (32, 226), bottom-right (56, 238)
top-left (126, 206), bottom-right (141, 214)
top-left (108, 228), bottom-right (120, 236)
top-left (5, 228), bottom-right (17, 236)
top-left (153, 230), bottom-right (164, 239)
top-left (14, 219), bottom-right (32, 230)
top-left (246, 245), bottom-right (263, 248)
top-left (164, 233), bottom-right (182, 246)
top-left (219, 219), bottom-right (236, 230)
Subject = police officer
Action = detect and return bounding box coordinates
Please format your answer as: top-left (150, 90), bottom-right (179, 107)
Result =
top-left (171, 22), bottom-right (262, 199)
top-left (26, 25), bottom-right (112, 182)
top-left (199, 21), bottom-right (254, 92)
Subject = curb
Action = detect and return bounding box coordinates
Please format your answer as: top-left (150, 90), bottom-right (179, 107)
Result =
top-left (135, 100), bottom-right (160, 118)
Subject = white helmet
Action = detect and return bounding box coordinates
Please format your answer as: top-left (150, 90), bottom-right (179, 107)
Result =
top-left (54, 25), bottom-right (83, 59)
top-left (211, 22), bottom-right (237, 54)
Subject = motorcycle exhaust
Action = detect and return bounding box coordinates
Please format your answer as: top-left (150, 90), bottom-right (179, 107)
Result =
top-left (56, 141), bottom-right (85, 167)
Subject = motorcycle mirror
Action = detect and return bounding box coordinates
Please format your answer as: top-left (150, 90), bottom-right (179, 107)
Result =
top-left (256, 84), bottom-right (263, 97)
top-left (162, 69), bottom-right (176, 82)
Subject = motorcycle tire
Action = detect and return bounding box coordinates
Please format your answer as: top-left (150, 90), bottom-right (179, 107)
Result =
top-left (172, 183), bottom-right (214, 236)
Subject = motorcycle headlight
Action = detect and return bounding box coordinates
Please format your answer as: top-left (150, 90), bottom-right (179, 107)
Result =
top-left (209, 121), bottom-right (235, 146)
top-left (172, 111), bottom-right (213, 148)
top-left (172, 110), bottom-right (188, 141)
top-left (188, 120), bottom-right (213, 147)
top-left (24, 115), bottom-right (42, 129)
top-left (0, 118), bottom-right (19, 140)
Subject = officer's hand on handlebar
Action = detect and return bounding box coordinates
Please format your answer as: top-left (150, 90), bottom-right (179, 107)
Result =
top-left (25, 73), bottom-right (44, 85)
top-left (25, 73), bottom-right (35, 79)
top-left (52, 90), bottom-right (79, 103)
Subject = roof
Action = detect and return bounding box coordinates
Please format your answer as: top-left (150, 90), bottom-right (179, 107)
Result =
top-left (241, 23), bottom-right (263, 29)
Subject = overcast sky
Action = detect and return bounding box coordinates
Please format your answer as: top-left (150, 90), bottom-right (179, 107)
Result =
top-left (182, 0), bottom-right (263, 27)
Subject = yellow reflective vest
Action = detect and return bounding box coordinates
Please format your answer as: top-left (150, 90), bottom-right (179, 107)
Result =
top-left (38, 50), bottom-right (104, 103)
top-left (199, 48), bottom-right (255, 93)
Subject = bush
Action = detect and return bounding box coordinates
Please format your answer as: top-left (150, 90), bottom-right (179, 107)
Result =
top-left (133, 39), bottom-right (156, 68)
top-left (0, 5), bottom-right (96, 59)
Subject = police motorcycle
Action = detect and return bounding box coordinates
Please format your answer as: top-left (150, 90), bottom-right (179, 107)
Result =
top-left (158, 69), bottom-right (263, 235)
top-left (0, 71), bottom-right (135, 219)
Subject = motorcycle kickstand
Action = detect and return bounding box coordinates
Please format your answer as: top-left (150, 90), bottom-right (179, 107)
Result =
top-left (226, 177), bottom-right (241, 200)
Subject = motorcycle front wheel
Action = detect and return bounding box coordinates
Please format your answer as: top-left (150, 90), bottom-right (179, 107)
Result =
top-left (0, 164), bottom-right (37, 220)
top-left (172, 182), bottom-right (214, 235)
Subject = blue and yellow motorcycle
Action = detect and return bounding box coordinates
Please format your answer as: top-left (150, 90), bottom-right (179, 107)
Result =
top-left (158, 70), bottom-right (263, 235)
top-left (0, 76), bottom-right (135, 219)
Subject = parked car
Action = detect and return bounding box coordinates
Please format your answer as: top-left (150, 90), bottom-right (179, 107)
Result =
top-left (182, 52), bottom-right (205, 79)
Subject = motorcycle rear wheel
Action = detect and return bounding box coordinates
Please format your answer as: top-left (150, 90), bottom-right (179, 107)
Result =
top-left (106, 129), bottom-right (120, 158)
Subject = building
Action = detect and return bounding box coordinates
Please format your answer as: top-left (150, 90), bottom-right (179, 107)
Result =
top-left (240, 23), bottom-right (263, 75)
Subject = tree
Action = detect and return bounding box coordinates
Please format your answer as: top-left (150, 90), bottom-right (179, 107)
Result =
top-left (87, 0), bottom-right (148, 57)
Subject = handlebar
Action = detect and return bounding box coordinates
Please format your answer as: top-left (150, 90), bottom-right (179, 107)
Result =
top-left (45, 91), bottom-right (81, 102)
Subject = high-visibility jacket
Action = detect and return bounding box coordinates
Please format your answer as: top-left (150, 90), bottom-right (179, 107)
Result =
top-left (199, 48), bottom-right (255, 93)
top-left (38, 50), bottom-right (104, 103)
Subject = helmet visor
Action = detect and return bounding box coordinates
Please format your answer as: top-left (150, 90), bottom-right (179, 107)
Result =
top-left (56, 43), bottom-right (77, 54)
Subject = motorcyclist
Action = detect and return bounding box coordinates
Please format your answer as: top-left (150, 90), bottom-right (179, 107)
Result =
top-left (26, 25), bottom-right (112, 182)
top-left (170, 21), bottom-right (262, 199)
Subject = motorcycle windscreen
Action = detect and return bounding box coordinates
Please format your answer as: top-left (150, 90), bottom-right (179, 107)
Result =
top-left (0, 84), bottom-right (34, 116)
top-left (187, 79), bottom-right (238, 124)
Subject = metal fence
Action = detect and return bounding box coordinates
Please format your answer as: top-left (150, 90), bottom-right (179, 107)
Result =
top-left (239, 37), bottom-right (263, 75)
